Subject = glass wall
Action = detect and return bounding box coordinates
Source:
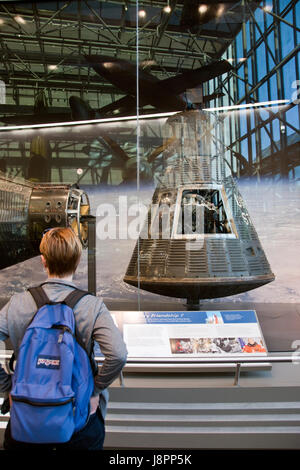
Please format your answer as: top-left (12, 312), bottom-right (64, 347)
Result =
top-left (205, 0), bottom-right (300, 179)
top-left (0, 0), bottom-right (299, 322)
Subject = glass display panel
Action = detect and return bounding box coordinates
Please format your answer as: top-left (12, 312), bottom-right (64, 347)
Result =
top-left (0, 0), bottom-right (298, 354)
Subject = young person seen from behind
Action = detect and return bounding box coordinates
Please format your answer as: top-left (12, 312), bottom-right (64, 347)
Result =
top-left (0, 227), bottom-right (128, 450)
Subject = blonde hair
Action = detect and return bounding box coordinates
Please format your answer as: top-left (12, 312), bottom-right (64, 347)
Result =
top-left (39, 227), bottom-right (82, 277)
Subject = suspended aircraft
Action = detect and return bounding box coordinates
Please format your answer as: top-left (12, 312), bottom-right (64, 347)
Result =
top-left (0, 55), bottom-right (231, 125)
top-left (84, 55), bottom-right (231, 116)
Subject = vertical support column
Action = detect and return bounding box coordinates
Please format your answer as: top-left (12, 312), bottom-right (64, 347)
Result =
top-left (242, 1), bottom-right (253, 169)
top-left (233, 362), bottom-right (241, 386)
top-left (232, 41), bottom-right (241, 178)
top-left (250, 13), bottom-right (261, 179)
top-left (264, 5), bottom-right (274, 176)
top-left (292, 3), bottom-right (300, 170)
top-left (274, 0), bottom-right (288, 178)
top-left (82, 215), bottom-right (97, 296)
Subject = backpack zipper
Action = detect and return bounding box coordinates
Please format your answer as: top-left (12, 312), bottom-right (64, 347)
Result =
top-left (11, 396), bottom-right (73, 407)
top-left (51, 325), bottom-right (74, 343)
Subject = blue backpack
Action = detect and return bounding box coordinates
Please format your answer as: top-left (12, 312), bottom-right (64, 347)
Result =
top-left (10, 286), bottom-right (96, 444)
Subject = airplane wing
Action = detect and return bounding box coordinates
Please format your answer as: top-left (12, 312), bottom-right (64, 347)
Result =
top-left (158, 60), bottom-right (232, 95)
top-left (0, 96), bottom-right (137, 125)
top-left (0, 111), bottom-right (71, 125)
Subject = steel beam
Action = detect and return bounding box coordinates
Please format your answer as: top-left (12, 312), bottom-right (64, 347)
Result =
top-left (257, 3), bottom-right (300, 34)
top-left (0, 31), bottom-right (212, 60)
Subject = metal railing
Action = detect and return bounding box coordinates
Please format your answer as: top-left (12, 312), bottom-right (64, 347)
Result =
top-left (2, 352), bottom-right (297, 387)
top-left (106, 355), bottom-right (297, 386)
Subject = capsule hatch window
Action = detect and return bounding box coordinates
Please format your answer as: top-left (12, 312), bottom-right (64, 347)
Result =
top-left (171, 185), bottom-right (237, 240)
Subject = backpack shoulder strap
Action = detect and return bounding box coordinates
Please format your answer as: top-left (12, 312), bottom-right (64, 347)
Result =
top-left (62, 289), bottom-right (90, 309)
top-left (28, 286), bottom-right (51, 309)
top-left (9, 286), bottom-right (52, 373)
top-left (63, 288), bottom-right (98, 375)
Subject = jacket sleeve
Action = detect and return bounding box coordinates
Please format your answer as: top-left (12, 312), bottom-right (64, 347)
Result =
top-left (92, 301), bottom-right (127, 391)
top-left (0, 300), bottom-right (12, 393)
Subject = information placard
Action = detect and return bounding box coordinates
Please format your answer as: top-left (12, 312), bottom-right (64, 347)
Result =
top-left (122, 310), bottom-right (267, 358)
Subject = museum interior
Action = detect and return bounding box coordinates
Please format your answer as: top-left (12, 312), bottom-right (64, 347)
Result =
top-left (0, 0), bottom-right (299, 450)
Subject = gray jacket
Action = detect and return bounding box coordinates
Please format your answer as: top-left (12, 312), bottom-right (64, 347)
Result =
top-left (0, 278), bottom-right (128, 417)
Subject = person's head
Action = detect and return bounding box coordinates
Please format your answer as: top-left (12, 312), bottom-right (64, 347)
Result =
top-left (247, 338), bottom-right (255, 345)
top-left (39, 227), bottom-right (82, 278)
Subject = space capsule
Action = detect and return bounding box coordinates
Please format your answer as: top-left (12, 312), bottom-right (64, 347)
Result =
top-left (124, 111), bottom-right (275, 306)
top-left (0, 171), bottom-right (89, 270)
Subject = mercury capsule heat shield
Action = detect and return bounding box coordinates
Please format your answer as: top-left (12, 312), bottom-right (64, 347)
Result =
top-left (124, 154), bottom-right (275, 306)
top-left (0, 171), bottom-right (90, 270)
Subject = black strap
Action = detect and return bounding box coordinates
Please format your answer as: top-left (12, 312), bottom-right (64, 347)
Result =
top-left (28, 284), bottom-right (91, 309)
top-left (28, 286), bottom-right (51, 309)
top-left (8, 287), bottom-right (50, 373)
top-left (62, 289), bottom-right (90, 309)
top-left (62, 289), bottom-right (98, 376)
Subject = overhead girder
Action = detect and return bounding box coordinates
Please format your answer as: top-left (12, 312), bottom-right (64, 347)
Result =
top-left (0, 4), bottom-right (239, 41)
top-left (0, 31), bottom-right (216, 61)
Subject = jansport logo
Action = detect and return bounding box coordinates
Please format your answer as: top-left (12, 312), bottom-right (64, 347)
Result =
top-left (36, 355), bottom-right (60, 369)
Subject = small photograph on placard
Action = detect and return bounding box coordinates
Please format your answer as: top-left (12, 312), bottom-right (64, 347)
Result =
top-left (239, 337), bottom-right (267, 353)
top-left (212, 338), bottom-right (242, 354)
top-left (170, 337), bottom-right (214, 354)
top-left (206, 312), bottom-right (224, 325)
top-left (170, 338), bottom-right (193, 354)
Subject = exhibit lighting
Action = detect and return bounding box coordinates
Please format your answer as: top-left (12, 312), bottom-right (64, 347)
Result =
top-left (0, 19), bottom-right (4, 25)
top-left (198, 4), bottom-right (208, 14)
top-left (263, 4), bottom-right (273, 11)
top-left (138, 9), bottom-right (146, 18)
top-left (217, 5), bottom-right (225, 16)
top-left (163, 5), bottom-right (172, 14)
top-left (48, 65), bottom-right (58, 71)
top-left (103, 62), bottom-right (114, 69)
top-left (14, 15), bottom-right (26, 24)
top-left (205, 99), bottom-right (289, 112)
